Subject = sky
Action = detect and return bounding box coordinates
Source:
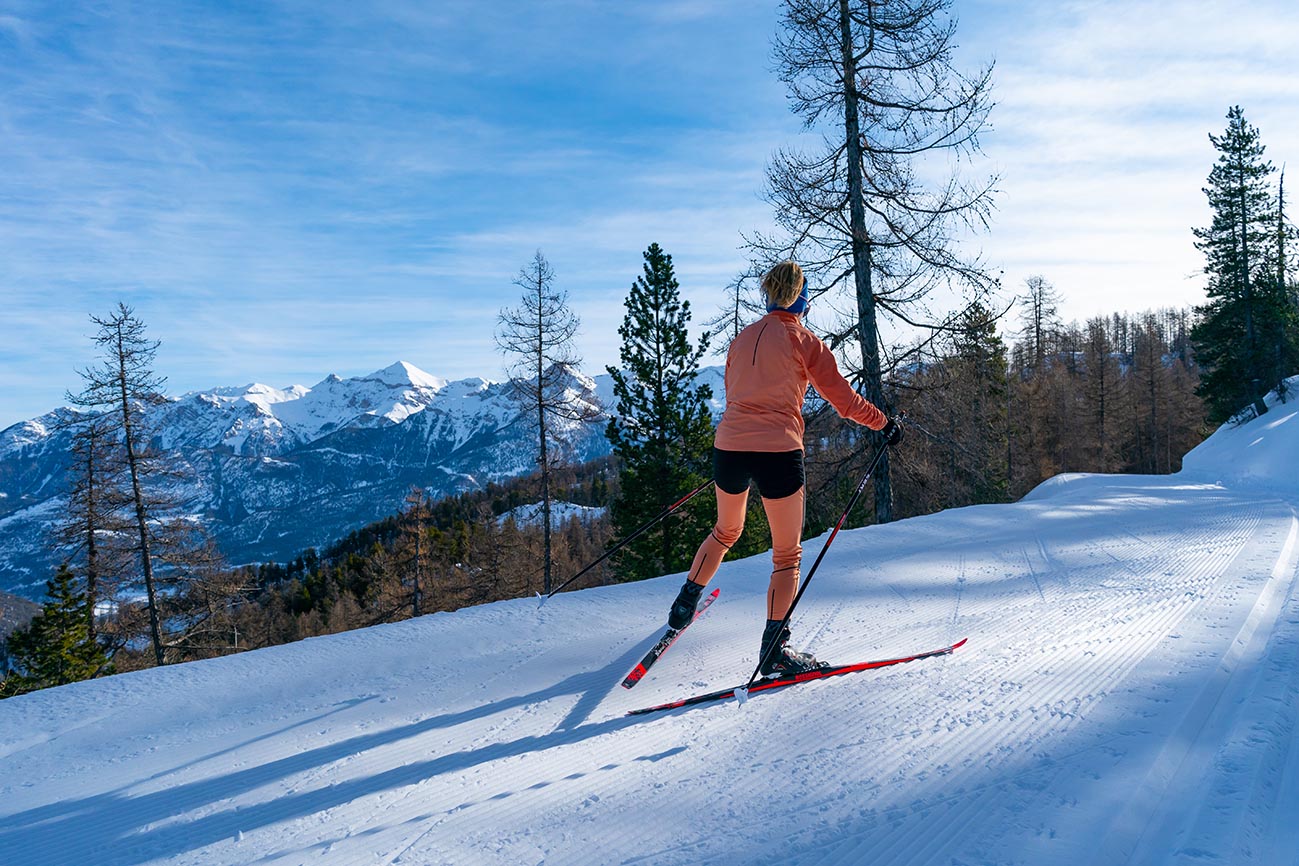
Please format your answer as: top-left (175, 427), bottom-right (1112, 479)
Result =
top-left (1, 0), bottom-right (1296, 428)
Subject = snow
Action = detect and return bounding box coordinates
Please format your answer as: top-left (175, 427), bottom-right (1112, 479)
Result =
top-left (1180, 375), bottom-right (1299, 494)
top-left (365, 361), bottom-right (450, 392)
top-left (498, 501), bottom-right (606, 528)
top-left (3, 385), bottom-right (1299, 865)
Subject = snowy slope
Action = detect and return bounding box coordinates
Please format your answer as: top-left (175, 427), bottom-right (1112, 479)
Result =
top-left (2, 388), bottom-right (1298, 865)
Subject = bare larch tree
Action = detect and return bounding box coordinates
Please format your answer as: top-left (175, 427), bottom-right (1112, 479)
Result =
top-left (752, 0), bottom-right (997, 522)
top-left (496, 251), bottom-right (600, 594)
top-left (53, 411), bottom-right (127, 647)
top-left (69, 303), bottom-right (170, 666)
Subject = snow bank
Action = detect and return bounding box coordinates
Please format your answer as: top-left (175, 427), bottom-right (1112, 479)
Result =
top-left (1180, 375), bottom-right (1299, 494)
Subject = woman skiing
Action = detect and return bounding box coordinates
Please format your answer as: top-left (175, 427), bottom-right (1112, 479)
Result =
top-left (666, 260), bottom-right (901, 676)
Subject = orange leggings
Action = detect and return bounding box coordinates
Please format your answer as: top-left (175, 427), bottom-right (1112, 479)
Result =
top-left (685, 486), bottom-right (804, 619)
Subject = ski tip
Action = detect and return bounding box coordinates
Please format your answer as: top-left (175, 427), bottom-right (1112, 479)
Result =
top-left (952, 637), bottom-right (969, 650)
top-left (535, 592), bottom-right (548, 610)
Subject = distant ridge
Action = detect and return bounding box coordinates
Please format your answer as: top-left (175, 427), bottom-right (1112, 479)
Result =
top-left (0, 362), bottom-right (724, 599)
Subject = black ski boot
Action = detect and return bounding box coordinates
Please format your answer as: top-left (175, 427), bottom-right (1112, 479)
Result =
top-left (758, 619), bottom-right (824, 677)
top-left (667, 580), bottom-right (705, 630)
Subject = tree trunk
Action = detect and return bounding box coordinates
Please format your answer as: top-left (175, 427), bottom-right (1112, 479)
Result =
top-left (1238, 160), bottom-right (1267, 416)
top-left (536, 304), bottom-right (553, 595)
top-left (116, 334), bottom-right (164, 666)
top-left (539, 389), bottom-right (552, 596)
top-left (413, 514), bottom-right (422, 618)
top-left (839, 0), bottom-right (893, 522)
top-left (84, 428), bottom-right (98, 644)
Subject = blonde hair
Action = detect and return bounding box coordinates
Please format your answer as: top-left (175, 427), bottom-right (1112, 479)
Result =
top-left (762, 261), bottom-right (804, 309)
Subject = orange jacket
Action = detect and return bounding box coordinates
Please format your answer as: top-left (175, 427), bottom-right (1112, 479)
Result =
top-left (714, 311), bottom-right (888, 452)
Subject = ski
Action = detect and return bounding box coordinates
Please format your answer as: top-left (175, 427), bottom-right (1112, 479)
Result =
top-left (621, 588), bottom-right (720, 689)
top-left (627, 637), bottom-right (967, 715)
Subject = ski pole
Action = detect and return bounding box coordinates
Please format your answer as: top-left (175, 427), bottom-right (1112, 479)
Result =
top-left (744, 438), bottom-right (890, 690)
top-left (539, 476), bottom-right (716, 605)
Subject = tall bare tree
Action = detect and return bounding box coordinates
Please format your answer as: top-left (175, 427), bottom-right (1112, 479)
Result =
top-left (752, 0), bottom-right (997, 522)
top-left (53, 412), bottom-right (126, 645)
top-left (1082, 317), bottom-right (1121, 472)
top-left (496, 251), bottom-right (599, 594)
top-left (703, 265), bottom-right (768, 351)
top-left (1020, 275), bottom-right (1062, 375)
top-left (69, 303), bottom-right (169, 666)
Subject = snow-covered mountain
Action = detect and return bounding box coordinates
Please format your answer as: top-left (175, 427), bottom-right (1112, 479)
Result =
top-left (0, 361), bottom-right (726, 598)
top-left (1, 382), bottom-right (1296, 865)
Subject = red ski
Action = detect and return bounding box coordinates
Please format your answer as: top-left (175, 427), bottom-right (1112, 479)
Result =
top-left (627, 637), bottom-right (967, 715)
top-left (621, 588), bottom-right (720, 689)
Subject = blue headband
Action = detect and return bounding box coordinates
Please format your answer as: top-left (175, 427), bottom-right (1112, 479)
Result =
top-left (768, 283), bottom-right (810, 316)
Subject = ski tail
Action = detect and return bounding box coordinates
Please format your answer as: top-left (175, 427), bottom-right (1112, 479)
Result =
top-left (621, 588), bottom-right (719, 689)
top-left (628, 637), bottom-right (967, 715)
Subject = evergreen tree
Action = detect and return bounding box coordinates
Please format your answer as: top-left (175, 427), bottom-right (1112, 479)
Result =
top-left (606, 244), bottom-right (715, 581)
top-left (1191, 106), bottom-right (1297, 421)
top-left (1, 565), bottom-right (109, 698)
top-left (947, 302), bottom-right (1010, 503)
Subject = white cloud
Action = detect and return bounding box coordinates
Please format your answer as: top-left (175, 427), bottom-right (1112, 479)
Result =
top-left (3, 0), bottom-right (1298, 426)
top-left (961, 0), bottom-right (1299, 324)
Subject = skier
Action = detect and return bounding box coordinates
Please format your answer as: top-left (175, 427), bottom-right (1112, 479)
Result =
top-left (666, 261), bottom-right (902, 676)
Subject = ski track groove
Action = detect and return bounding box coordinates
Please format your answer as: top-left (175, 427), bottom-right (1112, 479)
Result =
top-left (7, 482), bottom-right (1297, 866)
top-left (620, 497), bottom-right (1248, 865)
top-left (1259, 534), bottom-right (1299, 864)
top-left (725, 500), bottom-right (1264, 866)
top-left (1096, 508), bottom-right (1299, 866)
top-left (582, 500), bottom-right (1261, 865)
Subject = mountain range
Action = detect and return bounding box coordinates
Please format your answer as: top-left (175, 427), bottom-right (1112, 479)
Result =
top-left (0, 361), bottom-right (725, 599)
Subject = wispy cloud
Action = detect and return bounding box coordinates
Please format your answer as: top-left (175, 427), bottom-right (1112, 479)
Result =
top-left (965, 0), bottom-right (1299, 320)
top-left (1, 0), bottom-right (1296, 426)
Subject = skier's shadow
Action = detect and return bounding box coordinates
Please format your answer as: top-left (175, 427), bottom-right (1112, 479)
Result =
top-left (552, 624), bottom-right (665, 731)
top-left (0, 628), bottom-right (667, 866)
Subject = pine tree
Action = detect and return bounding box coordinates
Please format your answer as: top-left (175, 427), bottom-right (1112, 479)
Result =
top-left (1, 564), bottom-right (109, 698)
top-left (1191, 106), bottom-right (1297, 422)
top-left (1271, 169), bottom-right (1299, 402)
top-left (947, 302), bottom-right (1010, 503)
top-left (606, 243), bottom-right (715, 581)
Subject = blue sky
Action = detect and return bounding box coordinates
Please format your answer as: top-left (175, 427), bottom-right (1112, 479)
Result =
top-left (1, 0), bottom-right (1296, 427)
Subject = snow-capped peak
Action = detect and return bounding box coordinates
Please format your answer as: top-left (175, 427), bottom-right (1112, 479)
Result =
top-left (366, 361), bottom-right (448, 392)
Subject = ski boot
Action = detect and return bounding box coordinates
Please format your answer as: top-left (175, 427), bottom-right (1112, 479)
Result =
top-left (667, 580), bottom-right (705, 630)
top-left (758, 619), bottom-right (824, 677)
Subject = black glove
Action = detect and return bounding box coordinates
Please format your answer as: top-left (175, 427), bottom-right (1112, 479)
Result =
top-left (881, 417), bottom-right (903, 447)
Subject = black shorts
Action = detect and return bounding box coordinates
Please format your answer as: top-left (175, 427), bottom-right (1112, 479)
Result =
top-left (713, 448), bottom-right (805, 500)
